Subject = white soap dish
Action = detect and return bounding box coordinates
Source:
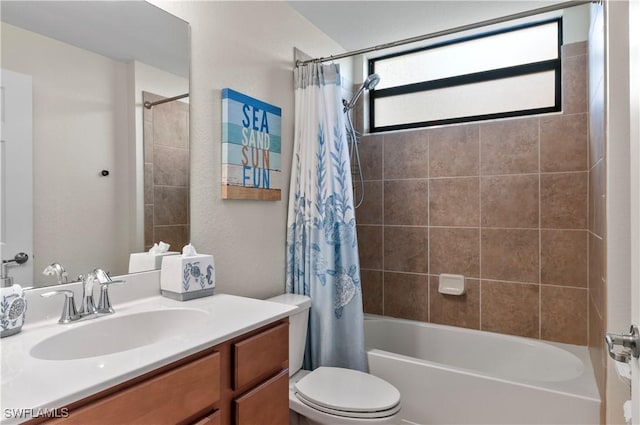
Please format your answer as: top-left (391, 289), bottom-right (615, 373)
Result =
top-left (438, 274), bottom-right (465, 295)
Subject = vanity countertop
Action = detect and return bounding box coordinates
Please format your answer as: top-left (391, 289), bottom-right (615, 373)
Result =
top-left (0, 294), bottom-right (295, 424)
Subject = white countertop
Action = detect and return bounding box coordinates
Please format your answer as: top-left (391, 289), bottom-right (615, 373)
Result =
top-left (0, 294), bottom-right (295, 424)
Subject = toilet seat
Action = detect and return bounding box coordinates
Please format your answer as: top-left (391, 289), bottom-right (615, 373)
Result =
top-left (295, 394), bottom-right (401, 419)
top-left (294, 367), bottom-right (401, 419)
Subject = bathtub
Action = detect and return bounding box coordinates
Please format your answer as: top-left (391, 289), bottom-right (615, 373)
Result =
top-left (364, 316), bottom-right (600, 425)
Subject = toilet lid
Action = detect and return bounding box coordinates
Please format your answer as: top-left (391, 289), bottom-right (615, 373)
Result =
top-left (294, 367), bottom-right (400, 415)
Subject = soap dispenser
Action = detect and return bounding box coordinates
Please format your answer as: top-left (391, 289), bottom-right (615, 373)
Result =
top-left (1, 253), bottom-right (29, 338)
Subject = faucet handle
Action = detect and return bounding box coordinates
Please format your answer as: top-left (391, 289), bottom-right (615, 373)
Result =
top-left (97, 279), bottom-right (125, 314)
top-left (93, 268), bottom-right (112, 284)
top-left (41, 290), bottom-right (80, 324)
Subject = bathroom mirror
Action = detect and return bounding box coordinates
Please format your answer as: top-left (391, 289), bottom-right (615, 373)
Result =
top-left (1, 1), bottom-right (190, 288)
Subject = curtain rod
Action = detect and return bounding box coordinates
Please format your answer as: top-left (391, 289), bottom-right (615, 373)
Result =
top-left (296, 0), bottom-right (597, 67)
top-left (144, 93), bottom-right (189, 109)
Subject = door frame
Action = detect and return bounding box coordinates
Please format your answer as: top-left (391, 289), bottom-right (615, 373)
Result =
top-left (628, 0), bottom-right (639, 421)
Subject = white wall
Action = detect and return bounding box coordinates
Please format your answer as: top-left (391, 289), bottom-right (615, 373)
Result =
top-left (149, 1), bottom-right (347, 298)
top-left (564, 4), bottom-right (591, 44)
top-left (1, 23), bottom-right (132, 283)
top-left (605, 1), bottom-right (632, 424)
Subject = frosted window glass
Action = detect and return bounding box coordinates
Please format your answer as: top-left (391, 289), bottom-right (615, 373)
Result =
top-left (375, 22), bottom-right (558, 90)
top-left (374, 71), bottom-right (556, 128)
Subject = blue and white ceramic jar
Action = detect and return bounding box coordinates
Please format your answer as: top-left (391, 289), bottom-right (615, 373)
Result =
top-left (1, 284), bottom-right (27, 338)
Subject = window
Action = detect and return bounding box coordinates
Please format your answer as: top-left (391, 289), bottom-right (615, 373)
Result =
top-left (369, 19), bottom-right (562, 132)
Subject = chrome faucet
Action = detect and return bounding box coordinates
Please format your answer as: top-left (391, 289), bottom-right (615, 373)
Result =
top-left (87, 268), bottom-right (124, 314)
top-left (41, 268), bottom-right (125, 324)
top-left (42, 263), bottom-right (69, 285)
top-left (79, 272), bottom-right (98, 316)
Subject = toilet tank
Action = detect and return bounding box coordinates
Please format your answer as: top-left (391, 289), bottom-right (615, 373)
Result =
top-left (266, 293), bottom-right (311, 376)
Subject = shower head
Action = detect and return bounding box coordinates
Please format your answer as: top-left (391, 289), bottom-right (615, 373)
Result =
top-left (343, 73), bottom-right (381, 112)
top-left (363, 73), bottom-right (380, 90)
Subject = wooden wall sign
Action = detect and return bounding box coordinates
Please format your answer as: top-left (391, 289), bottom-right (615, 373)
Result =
top-left (221, 88), bottom-right (282, 201)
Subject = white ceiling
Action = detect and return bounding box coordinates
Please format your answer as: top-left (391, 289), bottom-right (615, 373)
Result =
top-left (1, 0), bottom-right (189, 77)
top-left (288, 1), bottom-right (566, 59)
top-left (2, 1), bottom-right (569, 78)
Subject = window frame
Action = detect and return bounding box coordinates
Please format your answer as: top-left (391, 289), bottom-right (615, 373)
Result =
top-left (368, 18), bottom-right (563, 132)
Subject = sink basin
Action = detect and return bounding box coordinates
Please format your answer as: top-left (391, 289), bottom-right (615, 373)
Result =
top-left (30, 309), bottom-right (209, 361)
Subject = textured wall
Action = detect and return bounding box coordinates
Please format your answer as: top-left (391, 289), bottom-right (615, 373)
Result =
top-left (151, 1), bottom-right (348, 298)
top-left (357, 41), bottom-right (590, 346)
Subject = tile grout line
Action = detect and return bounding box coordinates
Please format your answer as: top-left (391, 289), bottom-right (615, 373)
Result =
top-left (586, 102), bottom-right (591, 347)
top-left (362, 169), bottom-right (589, 184)
top-left (362, 268), bottom-right (589, 289)
top-left (478, 125), bottom-right (483, 331)
top-left (538, 117), bottom-right (543, 340)
top-left (360, 224), bottom-right (591, 232)
top-left (426, 132), bottom-right (431, 323)
top-left (381, 135), bottom-right (385, 317)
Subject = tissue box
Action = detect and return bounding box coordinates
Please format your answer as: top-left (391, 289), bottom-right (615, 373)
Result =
top-left (160, 254), bottom-right (215, 301)
top-left (128, 251), bottom-right (180, 273)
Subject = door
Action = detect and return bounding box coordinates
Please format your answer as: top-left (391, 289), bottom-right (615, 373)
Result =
top-left (0, 69), bottom-right (33, 286)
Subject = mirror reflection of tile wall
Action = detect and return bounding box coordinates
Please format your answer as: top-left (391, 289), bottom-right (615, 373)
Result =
top-left (143, 91), bottom-right (190, 252)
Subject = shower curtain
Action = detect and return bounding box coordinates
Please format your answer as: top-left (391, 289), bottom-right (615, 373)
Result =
top-left (286, 63), bottom-right (366, 372)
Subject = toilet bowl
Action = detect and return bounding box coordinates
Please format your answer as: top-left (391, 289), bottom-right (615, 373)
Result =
top-left (267, 294), bottom-right (401, 425)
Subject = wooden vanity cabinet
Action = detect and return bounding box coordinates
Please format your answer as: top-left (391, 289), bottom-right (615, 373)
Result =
top-left (232, 322), bottom-right (289, 425)
top-left (34, 319), bottom-right (289, 425)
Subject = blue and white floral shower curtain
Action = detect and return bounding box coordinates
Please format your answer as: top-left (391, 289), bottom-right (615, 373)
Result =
top-left (286, 63), bottom-right (366, 372)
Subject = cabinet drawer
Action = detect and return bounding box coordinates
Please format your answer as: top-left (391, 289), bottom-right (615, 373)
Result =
top-left (53, 351), bottom-right (221, 425)
top-left (192, 409), bottom-right (220, 425)
top-left (233, 322), bottom-right (288, 390)
top-left (234, 369), bottom-right (289, 425)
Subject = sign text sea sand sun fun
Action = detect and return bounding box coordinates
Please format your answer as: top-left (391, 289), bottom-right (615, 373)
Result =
top-left (222, 88), bottom-right (282, 200)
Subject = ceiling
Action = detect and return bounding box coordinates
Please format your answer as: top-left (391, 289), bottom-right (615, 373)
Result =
top-left (287, 1), bottom-right (566, 58)
top-left (1, 0), bottom-right (189, 77)
top-left (2, 0), bottom-right (568, 77)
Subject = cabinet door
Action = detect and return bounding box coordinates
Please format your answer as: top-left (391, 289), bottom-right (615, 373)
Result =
top-left (49, 352), bottom-right (221, 425)
top-left (233, 323), bottom-right (288, 390)
top-left (234, 369), bottom-right (289, 425)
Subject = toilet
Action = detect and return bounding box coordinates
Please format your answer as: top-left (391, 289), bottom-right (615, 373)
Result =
top-left (267, 294), bottom-right (401, 425)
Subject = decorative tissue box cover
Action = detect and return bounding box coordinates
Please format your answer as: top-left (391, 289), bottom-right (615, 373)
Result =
top-left (160, 254), bottom-right (215, 301)
top-left (1, 285), bottom-right (27, 337)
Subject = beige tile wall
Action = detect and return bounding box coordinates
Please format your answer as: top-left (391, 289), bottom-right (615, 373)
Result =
top-left (356, 42), bottom-right (590, 346)
top-left (143, 92), bottom-right (191, 251)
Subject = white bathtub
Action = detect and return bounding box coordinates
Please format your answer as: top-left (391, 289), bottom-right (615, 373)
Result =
top-left (364, 316), bottom-right (600, 425)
